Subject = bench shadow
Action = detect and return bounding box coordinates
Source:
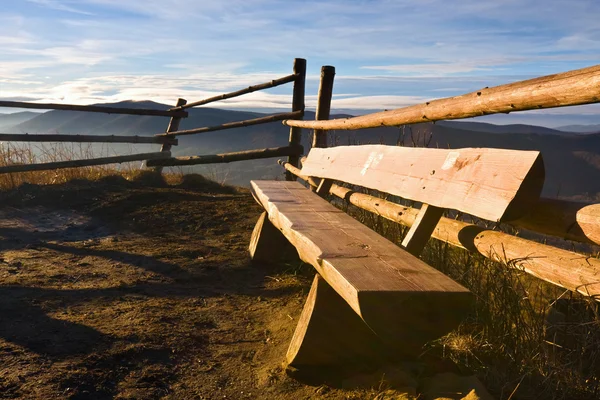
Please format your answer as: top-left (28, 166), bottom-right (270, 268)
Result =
top-left (0, 225), bottom-right (195, 280)
top-left (0, 256), bottom-right (303, 360)
top-left (41, 242), bottom-right (195, 280)
top-left (0, 286), bottom-right (112, 358)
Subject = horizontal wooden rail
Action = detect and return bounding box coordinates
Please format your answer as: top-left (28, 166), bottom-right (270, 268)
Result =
top-left (0, 100), bottom-right (188, 118)
top-left (0, 151), bottom-right (170, 174)
top-left (157, 110), bottom-right (303, 137)
top-left (281, 162), bottom-right (600, 300)
top-left (147, 145), bottom-right (303, 167)
top-left (171, 73), bottom-right (298, 110)
top-left (283, 64), bottom-right (600, 130)
top-left (0, 133), bottom-right (177, 145)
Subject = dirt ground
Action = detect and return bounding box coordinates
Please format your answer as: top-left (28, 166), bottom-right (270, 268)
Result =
top-left (0, 174), bottom-right (487, 400)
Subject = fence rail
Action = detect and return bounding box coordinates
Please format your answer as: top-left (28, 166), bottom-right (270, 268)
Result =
top-left (0, 133), bottom-right (177, 145)
top-left (0, 100), bottom-right (187, 118)
top-left (0, 151), bottom-right (170, 174)
top-left (0, 58), bottom-right (306, 174)
top-left (147, 145), bottom-right (303, 167)
top-left (156, 110), bottom-right (303, 138)
top-left (170, 73), bottom-right (298, 110)
top-left (283, 64), bottom-right (600, 130)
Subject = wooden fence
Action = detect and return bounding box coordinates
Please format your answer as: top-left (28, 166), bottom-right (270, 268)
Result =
top-left (1, 59), bottom-right (600, 300)
top-left (277, 63), bottom-right (600, 301)
top-left (0, 58), bottom-right (307, 174)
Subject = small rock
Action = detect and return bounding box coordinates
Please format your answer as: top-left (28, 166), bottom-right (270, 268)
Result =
top-left (421, 373), bottom-right (493, 400)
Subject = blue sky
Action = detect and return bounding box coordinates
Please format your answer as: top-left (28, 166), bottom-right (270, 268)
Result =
top-left (1, 0), bottom-right (600, 125)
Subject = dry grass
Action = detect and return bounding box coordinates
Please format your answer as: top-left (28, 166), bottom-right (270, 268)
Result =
top-left (0, 142), bottom-right (189, 190)
top-left (348, 202), bottom-right (600, 400)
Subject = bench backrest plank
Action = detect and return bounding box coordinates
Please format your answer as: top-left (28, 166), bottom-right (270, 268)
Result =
top-left (301, 145), bottom-right (544, 222)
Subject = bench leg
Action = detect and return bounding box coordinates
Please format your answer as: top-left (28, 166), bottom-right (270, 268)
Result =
top-left (286, 274), bottom-right (387, 375)
top-left (249, 211), bottom-right (293, 262)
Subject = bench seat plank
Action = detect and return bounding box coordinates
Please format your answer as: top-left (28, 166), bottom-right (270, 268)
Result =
top-left (300, 145), bottom-right (544, 221)
top-left (251, 180), bottom-right (472, 355)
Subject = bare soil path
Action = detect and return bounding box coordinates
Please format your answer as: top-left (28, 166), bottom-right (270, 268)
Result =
top-left (0, 175), bottom-right (333, 399)
top-left (0, 175), bottom-right (489, 400)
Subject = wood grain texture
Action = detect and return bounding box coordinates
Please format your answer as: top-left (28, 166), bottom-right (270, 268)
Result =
top-left (251, 180), bottom-right (472, 354)
top-left (321, 184), bottom-right (600, 299)
top-left (0, 151), bottom-right (170, 174)
top-left (301, 145), bottom-right (544, 222)
top-left (249, 211), bottom-right (294, 262)
top-left (171, 74), bottom-right (297, 110)
top-left (0, 100), bottom-right (187, 118)
top-left (283, 64), bottom-right (600, 130)
top-left (401, 204), bottom-right (444, 256)
top-left (512, 198), bottom-right (600, 246)
top-left (286, 274), bottom-right (387, 370)
top-left (146, 145), bottom-right (303, 167)
top-left (282, 162), bottom-right (600, 246)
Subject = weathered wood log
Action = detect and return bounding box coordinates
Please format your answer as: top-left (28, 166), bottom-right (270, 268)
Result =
top-left (156, 110), bottom-right (303, 137)
top-left (0, 100), bottom-right (187, 118)
top-left (301, 145), bottom-right (545, 222)
top-left (156, 98), bottom-right (187, 173)
top-left (286, 274), bottom-right (387, 372)
top-left (0, 133), bottom-right (177, 145)
top-left (282, 161), bottom-right (600, 247)
top-left (171, 74), bottom-right (298, 110)
top-left (312, 66), bottom-right (335, 149)
top-left (146, 145), bottom-right (303, 167)
top-left (511, 198), bottom-right (600, 246)
top-left (278, 160), bottom-right (319, 187)
top-left (0, 151), bottom-right (170, 174)
top-left (283, 64), bottom-right (600, 130)
top-left (287, 58), bottom-right (307, 180)
top-left (252, 180), bottom-right (472, 359)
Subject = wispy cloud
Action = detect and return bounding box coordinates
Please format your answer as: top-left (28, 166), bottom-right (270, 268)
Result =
top-left (0, 0), bottom-right (599, 120)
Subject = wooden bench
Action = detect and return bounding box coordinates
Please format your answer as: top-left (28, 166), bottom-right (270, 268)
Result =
top-left (249, 144), bottom-right (545, 373)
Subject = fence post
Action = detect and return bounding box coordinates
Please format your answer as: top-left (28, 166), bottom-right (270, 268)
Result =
top-left (312, 65), bottom-right (335, 149)
top-left (286, 58), bottom-right (306, 181)
top-left (155, 97), bottom-right (187, 174)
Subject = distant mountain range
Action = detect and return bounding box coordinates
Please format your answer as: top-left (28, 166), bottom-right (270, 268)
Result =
top-left (1, 100), bottom-right (599, 199)
top-left (556, 124), bottom-right (600, 133)
top-left (0, 111), bottom-right (42, 130)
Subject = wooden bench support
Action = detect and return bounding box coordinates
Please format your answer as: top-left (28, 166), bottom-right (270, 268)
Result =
top-left (286, 274), bottom-right (387, 371)
top-left (401, 204), bottom-right (444, 256)
top-left (249, 211), bottom-right (294, 263)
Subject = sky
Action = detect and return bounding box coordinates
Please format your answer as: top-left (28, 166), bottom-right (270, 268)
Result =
top-left (1, 0), bottom-right (600, 126)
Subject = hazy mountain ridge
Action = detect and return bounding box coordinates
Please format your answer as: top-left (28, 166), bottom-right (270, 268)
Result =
top-left (557, 124), bottom-right (600, 133)
top-left (3, 101), bottom-right (600, 198)
top-left (0, 111), bottom-right (41, 130)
